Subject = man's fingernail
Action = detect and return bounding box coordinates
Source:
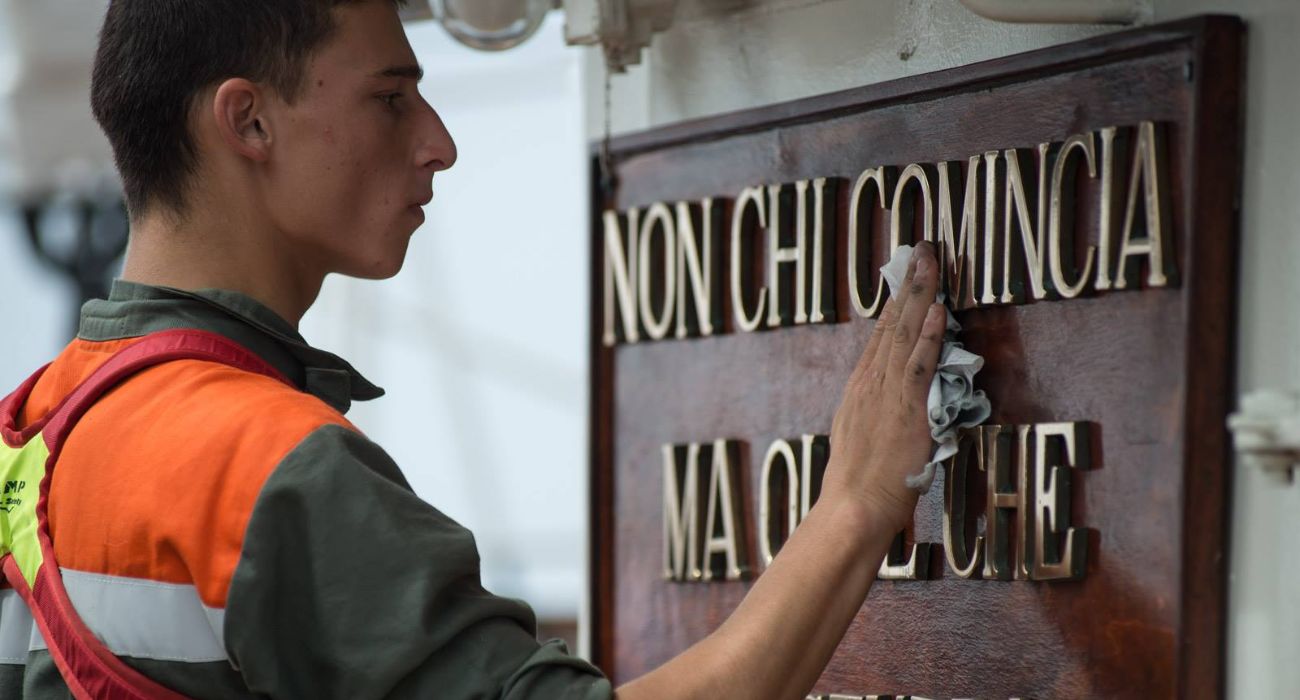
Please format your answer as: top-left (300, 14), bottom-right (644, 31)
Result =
top-left (927, 303), bottom-right (943, 324)
top-left (917, 254), bottom-right (931, 274)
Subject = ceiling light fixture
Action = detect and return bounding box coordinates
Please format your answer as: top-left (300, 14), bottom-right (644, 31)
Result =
top-left (425, 0), bottom-right (556, 52)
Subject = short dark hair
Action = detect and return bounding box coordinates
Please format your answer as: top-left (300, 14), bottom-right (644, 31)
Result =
top-left (91, 0), bottom-right (404, 218)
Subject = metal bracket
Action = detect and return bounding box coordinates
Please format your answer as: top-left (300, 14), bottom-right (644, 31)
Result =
top-left (1228, 390), bottom-right (1300, 484)
top-left (563, 0), bottom-right (678, 72)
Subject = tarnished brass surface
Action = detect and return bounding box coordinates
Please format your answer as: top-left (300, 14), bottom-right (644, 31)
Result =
top-left (731, 186), bottom-right (769, 333)
top-left (602, 208), bottom-right (639, 346)
top-left (803, 179), bottom-right (838, 324)
top-left (674, 199), bottom-right (719, 339)
top-left (1030, 422), bottom-right (1091, 581)
top-left (637, 201), bottom-right (676, 340)
top-left (701, 440), bottom-right (749, 581)
top-left (981, 424), bottom-right (1017, 580)
top-left (662, 442), bottom-right (702, 581)
top-left (663, 440), bottom-right (751, 582)
top-left (942, 432), bottom-right (985, 579)
top-left (847, 166), bottom-right (894, 319)
top-left (1115, 121), bottom-right (1171, 289)
top-left (759, 438), bottom-right (800, 567)
top-left (937, 157), bottom-right (982, 310)
top-left (1049, 133), bottom-right (1099, 299)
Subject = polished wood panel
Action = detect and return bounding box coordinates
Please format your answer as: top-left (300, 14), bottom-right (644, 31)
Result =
top-left (588, 16), bottom-right (1243, 698)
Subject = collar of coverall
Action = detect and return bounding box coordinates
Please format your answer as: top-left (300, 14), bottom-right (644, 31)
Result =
top-left (75, 280), bottom-right (385, 414)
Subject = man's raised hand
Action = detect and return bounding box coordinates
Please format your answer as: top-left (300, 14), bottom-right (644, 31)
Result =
top-left (823, 241), bottom-right (944, 533)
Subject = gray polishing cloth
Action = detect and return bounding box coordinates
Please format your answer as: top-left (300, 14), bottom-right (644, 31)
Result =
top-left (879, 244), bottom-right (991, 493)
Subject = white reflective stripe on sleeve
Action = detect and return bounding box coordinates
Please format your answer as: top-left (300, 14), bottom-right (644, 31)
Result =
top-left (25, 569), bottom-right (228, 663)
top-left (0, 588), bottom-right (35, 663)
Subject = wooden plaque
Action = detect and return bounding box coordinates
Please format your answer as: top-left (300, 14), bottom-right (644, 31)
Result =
top-left (588, 17), bottom-right (1243, 699)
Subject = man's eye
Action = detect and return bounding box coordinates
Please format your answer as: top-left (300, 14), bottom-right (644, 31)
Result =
top-left (380, 92), bottom-right (403, 108)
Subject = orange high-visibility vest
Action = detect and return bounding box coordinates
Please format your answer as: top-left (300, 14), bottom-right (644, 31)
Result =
top-left (0, 330), bottom-right (291, 700)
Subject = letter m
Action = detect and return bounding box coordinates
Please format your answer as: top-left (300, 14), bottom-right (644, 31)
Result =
top-left (938, 158), bottom-right (982, 309)
top-left (663, 443), bottom-right (702, 581)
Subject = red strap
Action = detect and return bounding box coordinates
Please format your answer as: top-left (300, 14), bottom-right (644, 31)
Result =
top-left (41, 329), bottom-right (292, 457)
top-left (0, 362), bottom-right (50, 448)
top-left (2, 329), bottom-right (294, 700)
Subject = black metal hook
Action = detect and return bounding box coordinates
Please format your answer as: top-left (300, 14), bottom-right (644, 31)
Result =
top-left (21, 195), bottom-right (129, 337)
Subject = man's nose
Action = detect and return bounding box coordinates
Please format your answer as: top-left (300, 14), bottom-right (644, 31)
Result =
top-left (416, 100), bottom-right (457, 172)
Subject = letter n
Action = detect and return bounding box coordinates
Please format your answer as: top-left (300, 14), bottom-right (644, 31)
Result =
top-left (603, 208), bottom-right (640, 345)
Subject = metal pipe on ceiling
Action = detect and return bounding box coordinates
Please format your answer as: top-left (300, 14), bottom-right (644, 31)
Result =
top-left (958, 0), bottom-right (1146, 25)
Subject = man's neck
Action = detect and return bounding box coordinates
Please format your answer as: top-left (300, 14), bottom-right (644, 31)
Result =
top-left (120, 207), bottom-right (324, 327)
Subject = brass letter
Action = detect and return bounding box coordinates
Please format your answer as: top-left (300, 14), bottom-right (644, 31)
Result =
top-left (758, 434), bottom-right (827, 568)
top-left (1049, 133), bottom-right (1099, 299)
top-left (799, 434), bottom-right (828, 519)
top-left (701, 440), bottom-right (749, 581)
top-left (662, 443), bottom-right (701, 581)
top-left (981, 151), bottom-right (1002, 306)
top-left (1095, 126), bottom-right (1118, 290)
top-left (891, 163), bottom-right (935, 249)
top-left (1031, 422), bottom-right (1092, 580)
top-left (1002, 147), bottom-right (1050, 302)
top-left (1115, 121), bottom-right (1172, 289)
top-left (637, 202), bottom-right (676, 340)
top-left (1015, 424), bottom-right (1034, 580)
top-left (847, 167), bottom-right (894, 318)
top-left (801, 178), bottom-right (838, 324)
top-left (981, 424), bottom-right (1024, 580)
top-left (731, 187), bottom-right (769, 332)
top-left (878, 533), bottom-right (932, 580)
top-left (943, 429), bottom-right (984, 579)
top-left (759, 438), bottom-right (799, 567)
top-left (767, 183), bottom-right (806, 327)
top-left (937, 158), bottom-right (981, 310)
top-left (675, 199), bottom-right (720, 338)
top-left (602, 208), bottom-right (639, 345)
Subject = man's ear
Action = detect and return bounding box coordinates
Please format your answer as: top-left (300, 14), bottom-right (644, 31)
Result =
top-left (212, 78), bottom-right (273, 163)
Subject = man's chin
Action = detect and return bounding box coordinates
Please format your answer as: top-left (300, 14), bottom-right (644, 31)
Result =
top-left (337, 246), bottom-right (409, 280)
top-left (354, 257), bottom-right (406, 280)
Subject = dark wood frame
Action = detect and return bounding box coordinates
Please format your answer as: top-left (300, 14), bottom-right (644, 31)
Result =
top-left (588, 15), bottom-right (1244, 697)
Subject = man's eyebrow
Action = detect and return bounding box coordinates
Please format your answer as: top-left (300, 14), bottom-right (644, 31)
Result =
top-left (375, 63), bottom-right (424, 81)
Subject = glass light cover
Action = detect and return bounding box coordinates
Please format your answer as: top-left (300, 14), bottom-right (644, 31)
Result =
top-left (438, 0), bottom-right (551, 51)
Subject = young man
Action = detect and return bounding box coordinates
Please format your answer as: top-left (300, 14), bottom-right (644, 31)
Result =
top-left (0, 1), bottom-right (946, 698)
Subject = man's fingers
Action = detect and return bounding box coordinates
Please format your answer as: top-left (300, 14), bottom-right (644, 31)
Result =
top-left (851, 297), bottom-right (898, 387)
top-left (859, 248), bottom-right (919, 383)
top-left (886, 242), bottom-right (939, 378)
top-left (905, 303), bottom-right (945, 393)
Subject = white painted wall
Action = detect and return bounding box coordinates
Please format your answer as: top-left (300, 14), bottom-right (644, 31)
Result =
top-left (0, 211), bottom-right (77, 390)
top-left (583, 0), bottom-right (1298, 694)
